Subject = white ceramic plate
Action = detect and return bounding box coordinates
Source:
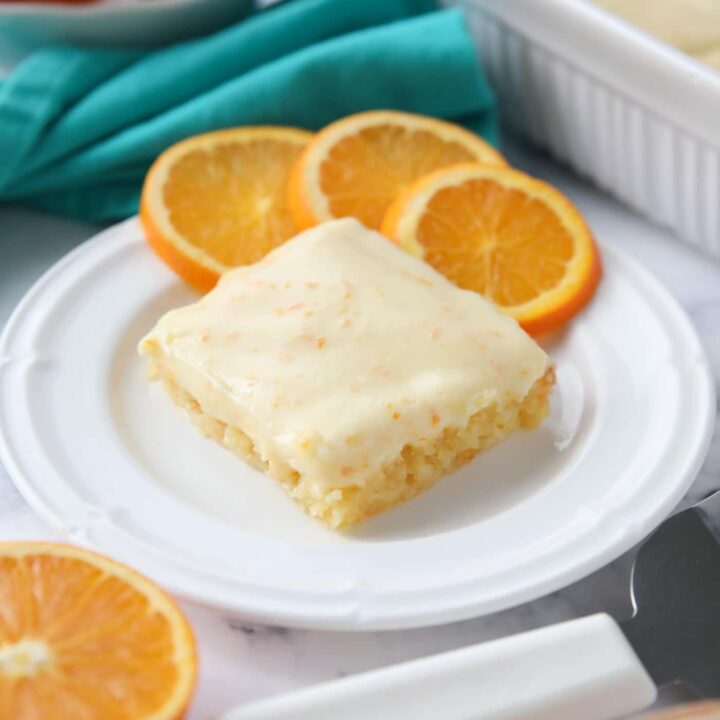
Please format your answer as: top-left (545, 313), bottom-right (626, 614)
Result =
top-left (0, 218), bottom-right (714, 630)
top-left (0, 0), bottom-right (250, 48)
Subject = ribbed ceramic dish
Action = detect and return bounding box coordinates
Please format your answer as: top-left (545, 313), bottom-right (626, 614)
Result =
top-left (448, 0), bottom-right (720, 259)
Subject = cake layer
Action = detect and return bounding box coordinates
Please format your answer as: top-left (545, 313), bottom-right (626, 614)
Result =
top-left (139, 218), bottom-right (552, 490)
top-left (155, 365), bottom-right (555, 528)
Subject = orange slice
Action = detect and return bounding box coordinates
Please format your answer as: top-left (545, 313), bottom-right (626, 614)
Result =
top-left (141, 126), bottom-right (313, 291)
top-left (288, 110), bottom-right (506, 232)
top-left (0, 542), bottom-right (196, 720)
top-left (381, 163), bottom-right (602, 335)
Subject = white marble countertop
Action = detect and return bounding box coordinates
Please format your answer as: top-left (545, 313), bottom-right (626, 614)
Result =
top-left (1, 139), bottom-right (718, 720)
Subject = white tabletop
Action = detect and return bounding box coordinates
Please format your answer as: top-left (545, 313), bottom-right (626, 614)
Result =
top-left (1, 138), bottom-right (718, 719)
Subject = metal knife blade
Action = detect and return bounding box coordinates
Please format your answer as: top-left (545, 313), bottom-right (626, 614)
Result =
top-left (621, 491), bottom-right (720, 696)
top-left (221, 490), bottom-right (720, 720)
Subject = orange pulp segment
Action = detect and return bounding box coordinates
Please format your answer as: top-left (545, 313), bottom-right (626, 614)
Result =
top-left (381, 163), bottom-right (602, 334)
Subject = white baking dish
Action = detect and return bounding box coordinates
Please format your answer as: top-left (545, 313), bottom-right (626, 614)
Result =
top-left (446, 0), bottom-right (720, 259)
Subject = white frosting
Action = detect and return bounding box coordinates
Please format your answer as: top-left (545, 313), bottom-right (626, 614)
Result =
top-left (139, 219), bottom-right (550, 487)
top-left (593, 0), bottom-right (720, 66)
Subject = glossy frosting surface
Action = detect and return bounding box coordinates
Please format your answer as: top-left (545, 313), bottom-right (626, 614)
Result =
top-left (139, 219), bottom-right (550, 486)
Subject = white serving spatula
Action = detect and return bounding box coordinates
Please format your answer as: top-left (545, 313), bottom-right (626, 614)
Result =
top-left (219, 489), bottom-right (720, 720)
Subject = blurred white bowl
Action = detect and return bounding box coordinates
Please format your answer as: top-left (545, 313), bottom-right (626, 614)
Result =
top-left (0, 0), bottom-right (252, 48)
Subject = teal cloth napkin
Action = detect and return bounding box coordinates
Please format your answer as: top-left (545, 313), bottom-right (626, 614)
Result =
top-left (0, 0), bottom-right (497, 222)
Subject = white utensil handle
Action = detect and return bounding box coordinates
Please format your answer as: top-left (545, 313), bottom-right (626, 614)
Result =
top-left (220, 613), bottom-right (656, 720)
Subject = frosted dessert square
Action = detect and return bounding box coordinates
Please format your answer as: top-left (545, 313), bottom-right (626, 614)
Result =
top-left (139, 219), bottom-right (554, 528)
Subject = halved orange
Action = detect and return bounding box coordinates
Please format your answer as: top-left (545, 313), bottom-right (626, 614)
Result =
top-left (141, 126), bottom-right (313, 291)
top-left (0, 542), bottom-right (196, 720)
top-left (289, 110), bottom-right (506, 232)
top-left (381, 163), bottom-right (602, 335)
